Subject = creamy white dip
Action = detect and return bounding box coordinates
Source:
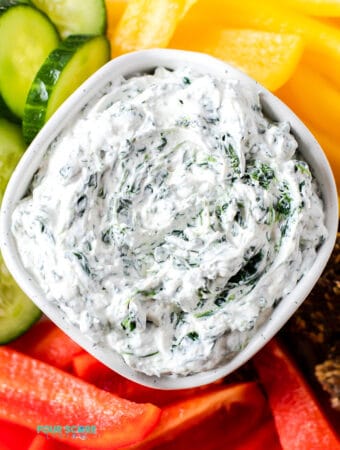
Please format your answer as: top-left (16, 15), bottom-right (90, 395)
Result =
top-left (12, 67), bottom-right (326, 376)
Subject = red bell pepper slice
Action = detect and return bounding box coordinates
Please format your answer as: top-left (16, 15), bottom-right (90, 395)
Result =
top-left (122, 381), bottom-right (267, 449)
top-left (11, 320), bottom-right (84, 369)
top-left (72, 352), bottom-right (222, 407)
top-left (0, 347), bottom-right (161, 449)
top-left (28, 435), bottom-right (75, 450)
top-left (142, 414), bottom-right (282, 450)
top-left (0, 419), bottom-right (35, 450)
top-left (232, 418), bottom-right (282, 450)
top-left (253, 339), bottom-right (339, 450)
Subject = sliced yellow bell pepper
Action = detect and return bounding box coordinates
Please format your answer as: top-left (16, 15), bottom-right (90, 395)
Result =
top-left (105, 0), bottom-right (128, 41)
top-left (274, 0), bottom-right (340, 17)
top-left (308, 126), bottom-right (340, 192)
top-left (276, 64), bottom-right (340, 142)
top-left (170, 27), bottom-right (303, 91)
top-left (185, 0), bottom-right (340, 75)
top-left (110, 0), bottom-right (197, 57)
top-left (323, 17), bottom-right (340, 27)
top-left (302, 49), bottom-right (340, 91)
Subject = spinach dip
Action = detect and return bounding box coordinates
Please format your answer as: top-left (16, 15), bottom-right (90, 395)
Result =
top-left (12, 66), bottom-right (327, 376)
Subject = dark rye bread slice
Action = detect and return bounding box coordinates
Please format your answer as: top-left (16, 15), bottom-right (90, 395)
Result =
top-left (280, 225), bottom-right (340, 422)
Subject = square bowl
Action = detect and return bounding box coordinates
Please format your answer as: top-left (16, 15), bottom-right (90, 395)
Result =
top-left (0, 49), bottom-right (338, 389)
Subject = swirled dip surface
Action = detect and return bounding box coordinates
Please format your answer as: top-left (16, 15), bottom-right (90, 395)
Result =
top-left (12, 67), bottom-right (327, 376)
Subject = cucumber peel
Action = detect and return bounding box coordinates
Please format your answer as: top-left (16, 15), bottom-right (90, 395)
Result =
top-left (0, 0), bottom-right (30, 15)
top-left (23, 34), bottom-right (110, 143)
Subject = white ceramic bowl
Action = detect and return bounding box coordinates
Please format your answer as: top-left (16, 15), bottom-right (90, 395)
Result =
top-left (0, 49), bottom-right (338, 389)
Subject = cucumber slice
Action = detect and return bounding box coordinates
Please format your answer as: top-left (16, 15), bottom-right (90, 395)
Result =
top-left (0, 3), bottom-right (59, 118)
top-left (23, 34), bottom-right (110, 143)
top-left (0, 93), bottom-right (20, 123)
top-left (0, 254), bottom-right (41, 343)
top-left (30, 0), bottom-right (106, 39)
top-left (0, 118), bottom-right (25, 204)
top-left (0, 118), bottom-right (41, 343)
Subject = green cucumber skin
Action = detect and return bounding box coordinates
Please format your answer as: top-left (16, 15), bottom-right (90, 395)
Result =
top-left (0, 0), bottom-right (22, 15)
top-left (23, 35), bottom-right (110, 144)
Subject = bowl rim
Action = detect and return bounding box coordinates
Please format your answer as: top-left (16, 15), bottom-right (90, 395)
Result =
top-left (0, 48), bottom-right (338, 389)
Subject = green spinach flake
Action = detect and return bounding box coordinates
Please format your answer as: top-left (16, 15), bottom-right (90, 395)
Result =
top-left (195, 310), bottom-right (214, 318)
top-left (117, 198), bottom-right (132, 214)
top-left (275, 187), bottom-right (292, 217)
top-left (250, 164), bottom-right (275, 189)
top-left (228, 252), bottom-right (263, 286)
top-left (138, 289), bottom-right (157, 297)
top-left (76, 195), bottom-right (87, 217)
top-left (171, 229), bottom-right (189, 241)
top-left (187, 331), bottom-right (199, 341)
top-left (225, 144), bottom-right (240, 172)
top-left (157, 135), bottom-right (167, 151)
top-left (73, 252), bottom-right (91, 276)
top-left (87, 173), bottom-right (97, 188)
top-left (295, 162), bottom-right (311, 176)
top-left (140, 351), bottom-right (159, 358)
top-left (101, 229), bottom-right (111, 244)
top-left (121, 317), bottom-right (136, 332)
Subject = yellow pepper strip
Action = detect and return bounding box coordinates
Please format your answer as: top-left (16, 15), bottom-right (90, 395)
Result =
top-left (170, 27), bottom-right (303, 91)
top-left (323, 17), bottom-right (340, 27)
top-left (110, 0), bottom-right (197, 57)
top-left (308, 125), bottom-right (340, 192)
top-left (105, 0), bottom-right (128, 41)
top-left (298, 15), bottom-right (340, 90)
top-left (302, 49), bottom-right (340, 91)
top-left (272, 0), bottom-right (340, 17)
top-left (276, 64), bottom-right (340, 142)
top-left (185, 0), bottom-right (340, 73)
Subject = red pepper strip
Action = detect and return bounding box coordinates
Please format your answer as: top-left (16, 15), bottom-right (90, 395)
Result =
top-left (0, 347), bottom-right (161, 449)
top-left (232, 418), bottom-right (282, 450)
top-left (142, 415), bottom-right (281, 450)
top-left (72, 352), bottom-right (222, 407)
top-left (122, 381), bottom-right (266, 450)
top-left (11, 321), bottom-right (84, 369)
top-left (0, 419), bottom-right (35, 450)
top-left (253, 339), bottom-right (339, 450)
top-left (28, 435), bottom-right (75, 450)
top-left (131, 394), bottom-right (274, 450)
top-left (28, 435), bottom-right (54, 450)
